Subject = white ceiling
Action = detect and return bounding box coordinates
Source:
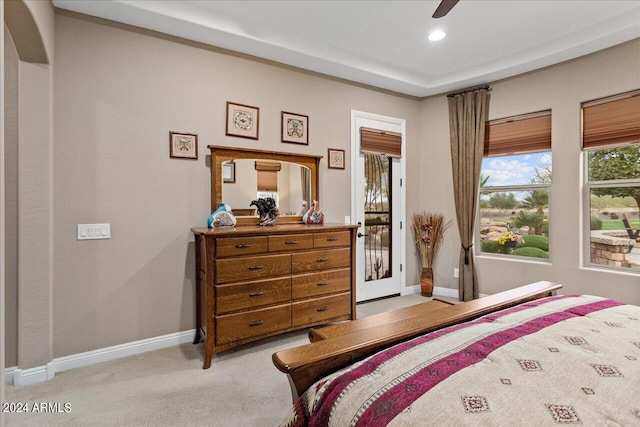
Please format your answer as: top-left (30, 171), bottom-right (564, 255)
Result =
top-left (52, 0), bottom-right (640, 98)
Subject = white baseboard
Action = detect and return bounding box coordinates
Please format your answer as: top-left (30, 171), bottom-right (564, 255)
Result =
top-left (10, 362), bottom-right (55, 387)
top-left (4, 366), bottom-right (16, 385)
top-left (5, 329), bottom-right (195, 386)
top-left (403, 284), bottom-right (459, 299)
top-left (401, 284), bottom-right (421, 295)
top-left (433, 286), bottom-right (459, 299)
top-left (404, 285), bottom-right (487, 300)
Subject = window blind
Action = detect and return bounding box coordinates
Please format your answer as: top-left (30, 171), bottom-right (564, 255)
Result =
top-left (582, 89), bottom-right (640, 149)
top-left (255, 161), bottom-right (280, 191)
top-left (257, 170), bottom-right (278, 191)
top-left (360, 127), bottom-right (402, 158)
top-left (484, 110), bottom-right (551, 157)
top-left (254, 161), bottom-right (282, 172)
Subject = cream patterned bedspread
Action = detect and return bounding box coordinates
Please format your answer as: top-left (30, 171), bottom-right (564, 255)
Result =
top-left (282, 295), bottom-right (640, 426)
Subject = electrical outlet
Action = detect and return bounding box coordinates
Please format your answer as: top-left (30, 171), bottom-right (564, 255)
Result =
top-left (453, 268), bottom-right (459, 278)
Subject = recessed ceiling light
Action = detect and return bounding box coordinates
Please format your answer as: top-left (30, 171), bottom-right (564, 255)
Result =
top-left (428, 30), bottom-right (446, 41)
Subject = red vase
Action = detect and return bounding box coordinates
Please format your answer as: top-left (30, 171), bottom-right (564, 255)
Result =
top-left (420, 267), bottom-right (434, 297)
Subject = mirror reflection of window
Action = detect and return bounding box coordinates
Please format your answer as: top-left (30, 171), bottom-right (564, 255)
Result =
top-left (257, 191), bottom-right (279, 206)
top-left (221, 159), bottom-right (312, 216)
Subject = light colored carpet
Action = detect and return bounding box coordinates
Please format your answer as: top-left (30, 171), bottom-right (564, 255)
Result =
top-left (5, 293), bottom-right (437, 426)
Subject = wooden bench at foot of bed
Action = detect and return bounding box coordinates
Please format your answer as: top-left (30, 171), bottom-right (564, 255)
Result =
top-left (272, 280), bottom-right (562, 401)
top-left (308, 298), bottom-right (454, 342)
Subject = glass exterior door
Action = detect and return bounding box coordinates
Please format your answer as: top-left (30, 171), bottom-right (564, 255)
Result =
top-left (352, 110), bottom-right (404, 302)
top-left (363, 153), bottom-right (392, 283)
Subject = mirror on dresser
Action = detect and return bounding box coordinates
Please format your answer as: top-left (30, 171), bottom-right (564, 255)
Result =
top-left (208, 145), bottom-right (322, 225)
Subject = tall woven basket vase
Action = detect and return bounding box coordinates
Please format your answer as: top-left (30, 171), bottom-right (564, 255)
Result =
top-left (420, 267), bottom-right (434, 297)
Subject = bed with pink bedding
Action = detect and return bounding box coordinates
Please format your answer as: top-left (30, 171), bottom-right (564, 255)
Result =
top-left (280, 293), bottom-right (640, 426)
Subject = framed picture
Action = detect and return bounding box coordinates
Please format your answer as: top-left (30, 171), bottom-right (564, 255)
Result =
top-left (281, 111), bottom-right (309, 145)
top-left (169, 131), bottom-right (198, 159)
top-left (222, 161), bottom-right (236, 183)
top-left (328, 148), bottom-right (345, 169)
top-left (226, 101), bottom-right (259, 140)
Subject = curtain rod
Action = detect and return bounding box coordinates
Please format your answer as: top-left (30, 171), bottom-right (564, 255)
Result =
top-left (447, 85), bottom-right (490, 98)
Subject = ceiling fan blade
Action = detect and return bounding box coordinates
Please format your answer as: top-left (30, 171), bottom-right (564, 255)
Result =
top-left (432, 0), bottom-right (459, 18)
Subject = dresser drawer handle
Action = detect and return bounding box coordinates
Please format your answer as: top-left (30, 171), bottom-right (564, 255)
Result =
top-left (317, 258), bottom-right (330, 263)
top-left (249, 320), bottom-right (264, 327)
top-left (317, 306), bottom-right (330, 312)
top-left (235, 244), bottom-right (251, 249)
top-left (249, 291), bottom-right (264, 297)
top-left (317, 281), bottom-right (330, 286)
top-left (326, 237), bottom-right (339, 241)
top-left (285, 240), bottom-right (299, 245)
top-left (248, 265), bottom-right (264, 271)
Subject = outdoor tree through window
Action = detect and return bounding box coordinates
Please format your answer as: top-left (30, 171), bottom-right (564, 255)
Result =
top-left (583, 90), bottom-right (640, 271)
top-left (478, 110), bottom-right (552, 259)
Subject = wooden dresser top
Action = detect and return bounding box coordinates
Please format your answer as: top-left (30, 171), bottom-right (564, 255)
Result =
top-left (191, 223), bottom-right (358, 237)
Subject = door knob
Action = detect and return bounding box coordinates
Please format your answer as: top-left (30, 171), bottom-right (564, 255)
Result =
top-left (357, 232), bottom-right (368, 238)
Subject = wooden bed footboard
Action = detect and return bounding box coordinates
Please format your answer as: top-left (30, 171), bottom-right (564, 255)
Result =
top-left (272, 281), bottom-right (562, 401)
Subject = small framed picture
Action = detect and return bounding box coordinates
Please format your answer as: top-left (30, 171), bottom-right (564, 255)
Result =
top-left (169, 132), bottom-right (198, 159)
top-left (226, 102), bottom-right (259, 140)
top-left (328, 148), bottom-right (345, 169)
top-left (222, 161), bottom-right (236, 183)
top-left (281, 111), bottom-right (309, 145)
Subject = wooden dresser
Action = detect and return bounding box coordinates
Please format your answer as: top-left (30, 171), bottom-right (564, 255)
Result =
top-left (192, 223), bottom-right (358, 369)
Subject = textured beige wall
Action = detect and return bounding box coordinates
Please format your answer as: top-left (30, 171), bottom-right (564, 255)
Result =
top-left (419, 39), bottom-right (640, 304)
top-left (4, 25), bottom-right (19, 368)
top-left (52, 12), bottom-right (420, 357)
top-left (3, 0), bottom-right (55, 371)
top-left (11, 9), bottom-right (635, 363)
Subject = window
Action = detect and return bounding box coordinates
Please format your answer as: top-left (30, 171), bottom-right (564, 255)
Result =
top-left (583, 90), bottom-right (640, 271)
top-left (478, 111), bottom-right (552, 260)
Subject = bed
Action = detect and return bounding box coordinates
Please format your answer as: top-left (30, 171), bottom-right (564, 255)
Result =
top-left (272, 281), bottom-right (640, 426)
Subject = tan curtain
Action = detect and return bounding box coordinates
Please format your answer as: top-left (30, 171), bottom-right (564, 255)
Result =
top-left (448, 88), bottom-right (490, 301)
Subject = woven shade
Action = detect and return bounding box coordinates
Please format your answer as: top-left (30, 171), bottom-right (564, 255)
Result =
top-left (360, 127), bottom-right (402, 158)
top-left (255, 161), bottom-right (281, 171)
top-left (582, 90), bottom-right (640, 149)
top-left (257, 170), bottom-right (278, 191)
top-left (484, 111), bottom-right (551, 157)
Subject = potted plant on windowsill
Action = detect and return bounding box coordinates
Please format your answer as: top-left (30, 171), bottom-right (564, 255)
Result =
top-left (411, 212), bottom-right (451, 297)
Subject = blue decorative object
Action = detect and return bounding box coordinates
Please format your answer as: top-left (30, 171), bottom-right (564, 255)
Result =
top-left (207, 203), bottom-right (236, 228)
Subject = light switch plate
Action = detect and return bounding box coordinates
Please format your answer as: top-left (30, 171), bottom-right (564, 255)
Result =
top-left (78, 223), bottom-right (111, 240)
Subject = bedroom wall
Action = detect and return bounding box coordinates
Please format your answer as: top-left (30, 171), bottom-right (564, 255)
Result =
top-left (4, 0), bottom-right (55, 373)
top-left (51, 11), bottom-right (420, 358)
top-left (4, 25), bottom-right (19, 368)
top-left (418, 38), bottom-right (640, 304)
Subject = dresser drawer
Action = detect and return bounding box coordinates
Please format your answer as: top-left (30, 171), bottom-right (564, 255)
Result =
top-left (215, 277), bottom-right (291, 315)
top-left (216, 304), bottom-right (291, 345)
top-left (313, 231), bottom-right (351, 248)
top-left (292, 268), bottom-right (351, 300)
top-left (269, 233), bottom-right (313, 252)
top-left (215, 254), bottom-right (291, 284)
top-left (292, 293), bottom-right (351, 328)
top-left (216, 236), bottom-right (268, 258)
top-left (291, 248), bottom-right (351, 273)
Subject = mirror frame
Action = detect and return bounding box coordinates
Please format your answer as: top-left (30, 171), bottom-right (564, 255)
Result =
top-left (208, 145), bottom-right (322, 225)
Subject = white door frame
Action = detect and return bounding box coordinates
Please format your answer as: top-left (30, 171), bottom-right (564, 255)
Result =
top-left (351, 110), bottom-right (406, 302)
